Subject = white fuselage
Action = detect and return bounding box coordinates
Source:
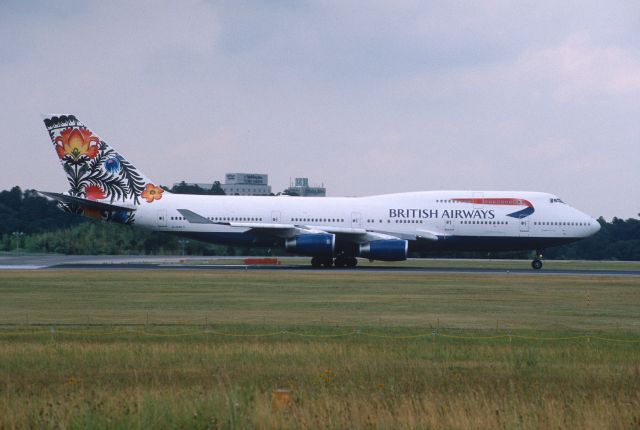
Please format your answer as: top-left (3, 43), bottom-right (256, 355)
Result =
top-left (134, 190), bottom-right (600, 253)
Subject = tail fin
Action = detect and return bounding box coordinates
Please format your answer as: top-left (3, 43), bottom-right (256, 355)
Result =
top-left (42, 114), bottom-right (166, 206)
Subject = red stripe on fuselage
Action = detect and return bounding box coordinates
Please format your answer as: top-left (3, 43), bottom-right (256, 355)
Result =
top-left (452, 198), bottom-right (533, 208)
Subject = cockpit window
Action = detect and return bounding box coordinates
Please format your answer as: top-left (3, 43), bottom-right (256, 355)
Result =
top-left (549, 198), bottom-right (565, 204)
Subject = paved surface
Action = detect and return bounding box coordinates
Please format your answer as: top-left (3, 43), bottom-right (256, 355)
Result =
top-left (45, 263), bottom-right (640, 276)
top-left (0, 254), bottom-right (235, 269)
top-left (1, 255), bottom-right (639, 276)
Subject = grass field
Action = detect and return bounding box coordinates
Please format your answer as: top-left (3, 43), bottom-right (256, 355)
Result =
top-left (1, 269), bottom-right (639, 429)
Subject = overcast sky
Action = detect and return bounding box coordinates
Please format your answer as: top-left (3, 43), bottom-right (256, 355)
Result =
top-left (1, 1), bottom-right (638, 219)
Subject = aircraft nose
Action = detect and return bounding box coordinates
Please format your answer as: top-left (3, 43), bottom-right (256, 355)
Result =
top-left (589, 218), bottom-right (601, 235)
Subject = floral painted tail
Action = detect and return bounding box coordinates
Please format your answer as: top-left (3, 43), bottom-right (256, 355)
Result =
top-left (42, 114), bottom-right (168, 224)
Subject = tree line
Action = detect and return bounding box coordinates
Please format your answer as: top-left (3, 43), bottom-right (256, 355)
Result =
top-left (165, 181), bottom-right (226, 195)
top-left (1, 186), bottom-right (638, 260)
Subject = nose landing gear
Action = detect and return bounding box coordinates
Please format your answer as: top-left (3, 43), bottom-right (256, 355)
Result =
top-left (531, 249), bottom-right (544, 270)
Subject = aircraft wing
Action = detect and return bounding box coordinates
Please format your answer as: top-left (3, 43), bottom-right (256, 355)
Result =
top-left (330, 228), bottom-right (440, 243)
top-left (178, 209), bottom-right (440, 242)
top-left (39, 191), bottom-right (136, 213)
top-left (178, 209), bottom-right (371, 238)
top-left (416, 229), bottom-right (440, 241)
top-left (178, 209), bottom-right (317, 238)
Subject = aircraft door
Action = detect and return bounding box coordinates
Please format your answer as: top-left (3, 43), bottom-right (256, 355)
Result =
top-left (156, 209), bottom-right (167, 228)
top-left (271, 211), bottom-right (282, 223)
top-left (472, 192), bottom-right (483, 208)
top-left (351, 212), bottom-right (362, 228)
top-left (445, 219), bottom-right (455, 233)
top-left (519, 218), bottom-right (530, 236)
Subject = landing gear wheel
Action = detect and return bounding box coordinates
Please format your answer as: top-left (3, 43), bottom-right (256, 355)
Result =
top-left (321, 258), bottom-right (334, 268)
top-left (531, 249), bottom-right (544, 270)
top-left (334, 256), bottom-right (347, 268)
top-left (346, 257), bottom-right (358, 267)
top-left (311, 257), bottom-right (322, 268)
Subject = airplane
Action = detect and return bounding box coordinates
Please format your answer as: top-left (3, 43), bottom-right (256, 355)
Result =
top-left (39, 114), bottom-right (601, 270)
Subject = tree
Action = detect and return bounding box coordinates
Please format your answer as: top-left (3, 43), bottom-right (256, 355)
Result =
top-left (170, 181), bottom-right (226, 195)
top-left (171, 181), bottom-right (207, 195)
top-left (210, 181), bottom-right (225, 195)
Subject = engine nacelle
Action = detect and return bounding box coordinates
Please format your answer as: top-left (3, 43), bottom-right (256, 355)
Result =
top-left (285, 234), bottom-right (335, 257)
top-left (359, 240), bottom-right (408, 261)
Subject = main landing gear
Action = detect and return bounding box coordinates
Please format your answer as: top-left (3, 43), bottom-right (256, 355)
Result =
top-left (310, 257), bottom-right (331, 268)
top-left (531, 249), bottom-right (544, 270)
top-left (311, 256), bottom-right (358, 268)
top-left (334, 255), bottom-right (358, 268)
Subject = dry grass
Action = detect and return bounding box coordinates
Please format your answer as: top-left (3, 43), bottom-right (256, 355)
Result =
top-left (1, 333), bottom-right (639, 429)
top-left (0, 270), bottom-right (639, 428)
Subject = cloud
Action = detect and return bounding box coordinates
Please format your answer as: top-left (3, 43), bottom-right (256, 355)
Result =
top-left (0, 1), bottom-right (638, 219)
top-left (515, 33), bottom-right (640, 100)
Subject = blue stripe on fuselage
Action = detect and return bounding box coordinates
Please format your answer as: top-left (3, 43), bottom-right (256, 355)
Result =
top-left (506, 206), bottom-right (535, 218)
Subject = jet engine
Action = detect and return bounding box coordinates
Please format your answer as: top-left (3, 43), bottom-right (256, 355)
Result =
top-left (359, 239), bottom-right (408, 261)
top-left (285, 234), bottom-right (335, 257)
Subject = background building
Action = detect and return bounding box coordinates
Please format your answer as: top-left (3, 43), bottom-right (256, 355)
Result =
top-left (172, 173), bottom-right (271, 196)
top-left (285, 177), bottom-right (326, 197)
top-left (172, 174), bottom-right (327, 196)
top-left (221, 173), bottom-right (271, 195)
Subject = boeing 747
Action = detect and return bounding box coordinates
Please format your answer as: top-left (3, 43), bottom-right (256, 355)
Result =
top-left (39, 114), bottom-right (601, 269)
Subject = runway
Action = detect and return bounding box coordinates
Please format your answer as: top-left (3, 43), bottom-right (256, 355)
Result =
top-left (0, 254), bottom-right (221, 269)
top-left (41, 263), bottom-right (640, 276)
top-left (1, 255), bottom-right (639, 276)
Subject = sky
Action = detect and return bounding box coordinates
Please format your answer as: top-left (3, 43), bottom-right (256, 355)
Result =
top-left (1, 0), bottom-right (638, 219)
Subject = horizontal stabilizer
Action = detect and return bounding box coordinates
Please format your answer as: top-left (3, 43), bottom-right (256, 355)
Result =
top-left (38, 191), bottom-right (136, 213)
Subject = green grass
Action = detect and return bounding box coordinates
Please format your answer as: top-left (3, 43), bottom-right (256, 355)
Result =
top-left (1, 270), bottom-right (638, 330)
top-left (1, 270), bottom-right (639, 429)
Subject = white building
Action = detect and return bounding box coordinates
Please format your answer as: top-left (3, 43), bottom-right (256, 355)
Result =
top-left (285, 177), bottom-right (326, 197)
top-left (222, 173), bottom-right (272, 196)
top-left (172, 173), bottom-right (272, 196)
